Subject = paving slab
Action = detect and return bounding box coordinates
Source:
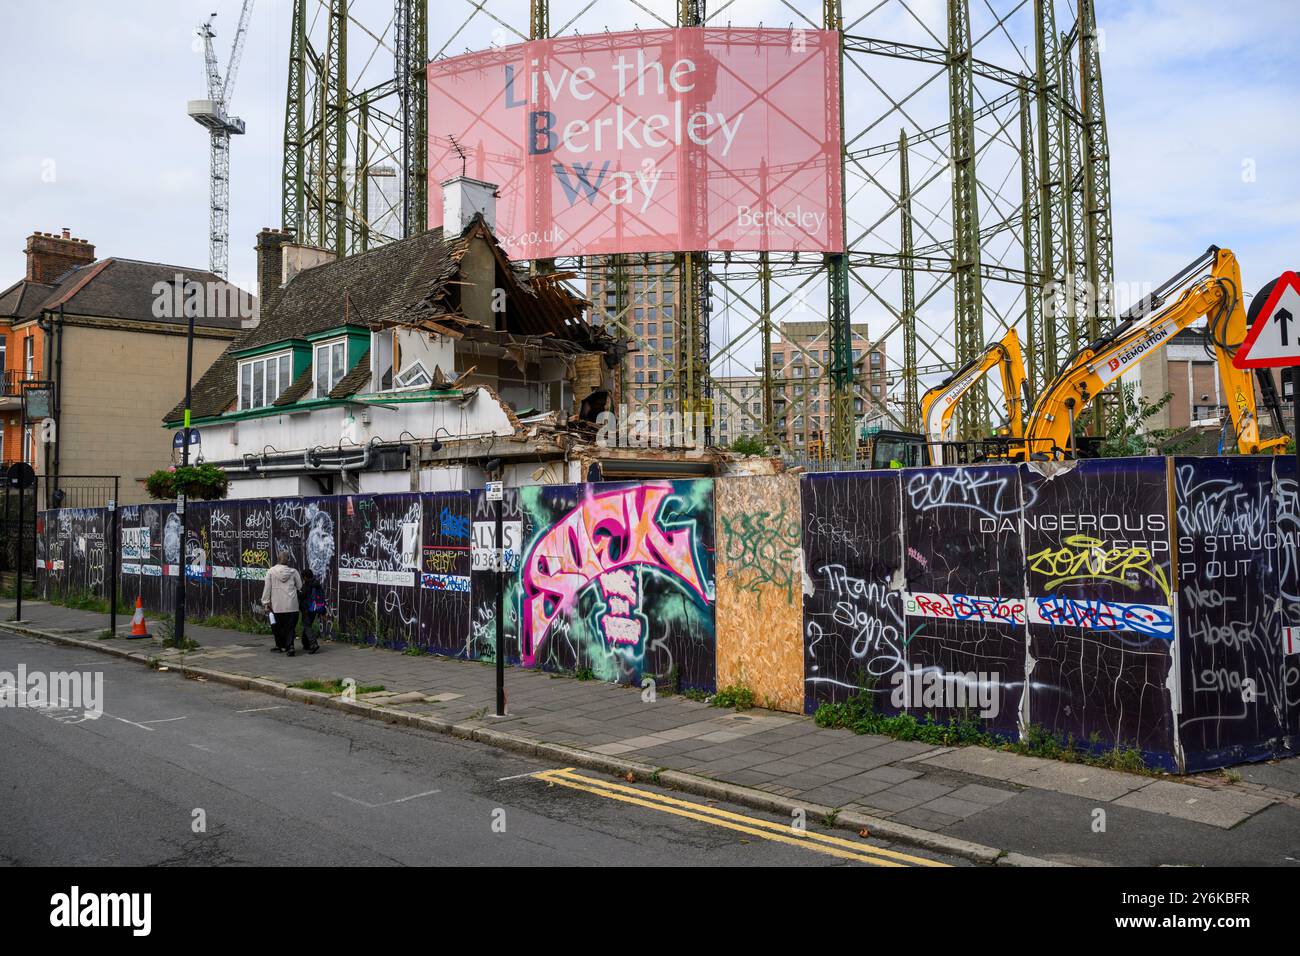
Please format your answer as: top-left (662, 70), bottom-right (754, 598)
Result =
top-left (920, 747), bottom-right (1051, 781)
top-left (1114, 780), bottom-right (1274, 829)
top-left (919, 796), bottom-right (989, 819)
top-left (1009, 762), bottom-right (1149, 801)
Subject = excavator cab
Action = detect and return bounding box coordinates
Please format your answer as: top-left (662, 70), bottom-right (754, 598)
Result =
top-left (867, 430), bottom-right (928, 469)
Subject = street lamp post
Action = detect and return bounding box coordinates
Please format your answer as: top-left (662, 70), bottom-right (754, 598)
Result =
top-left (173, 276), bottom-right (196, 647)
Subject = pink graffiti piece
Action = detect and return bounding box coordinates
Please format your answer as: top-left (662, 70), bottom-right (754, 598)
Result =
top-left (521, 484), bottom-right (706, 665)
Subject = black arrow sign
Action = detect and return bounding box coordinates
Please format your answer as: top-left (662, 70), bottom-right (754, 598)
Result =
top-left (1275, 307), bottom-right (1293, 348)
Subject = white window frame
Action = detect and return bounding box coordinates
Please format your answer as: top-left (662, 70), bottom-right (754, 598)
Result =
top-left (314, 338), bottom-right (347, 398)
top-left (238, 350), bottom-right (292, 411)
top-left (393, 360), bottom-right (432, 390)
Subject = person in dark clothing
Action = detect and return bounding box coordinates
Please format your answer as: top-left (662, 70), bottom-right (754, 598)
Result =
top-left (298, 568), bottom-right (326, 654)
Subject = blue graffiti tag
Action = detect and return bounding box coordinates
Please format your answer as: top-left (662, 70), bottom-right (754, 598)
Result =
top-left (439, 507), bottom-right (470, 541)
top-left (1031, 596), bottom-right (1174, 640)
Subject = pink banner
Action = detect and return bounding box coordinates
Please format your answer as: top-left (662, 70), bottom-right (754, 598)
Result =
top-left (426, 28), bottom-right (844, 258)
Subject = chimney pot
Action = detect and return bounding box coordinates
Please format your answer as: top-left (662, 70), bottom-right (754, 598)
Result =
top-left (25, 228), bottom-right (95, 283)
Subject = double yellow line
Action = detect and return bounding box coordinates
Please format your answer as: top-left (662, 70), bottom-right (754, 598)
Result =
top-left (533, 768), bottom-right (949, 867)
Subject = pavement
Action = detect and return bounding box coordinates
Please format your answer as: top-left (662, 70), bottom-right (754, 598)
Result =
top-left (0, 632), bottom-right (964, 867)
top-left (3, 598), bottom-right (1299, 866)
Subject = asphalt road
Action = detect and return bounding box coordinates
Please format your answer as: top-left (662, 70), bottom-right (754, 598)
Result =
top-left (0, 632), bottom-right (959, 867)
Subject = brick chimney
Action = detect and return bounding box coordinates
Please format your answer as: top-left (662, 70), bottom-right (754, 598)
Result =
top-left (255, 227), bottom-right (292, 304)
top-left (25, 228), bottom-right (95, 283)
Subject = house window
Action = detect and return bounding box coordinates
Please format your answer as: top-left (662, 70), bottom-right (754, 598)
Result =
top-left (314, 339), bottom-right (347, 398)
top-left (24, 336), bottom-right (34, 375)
top-left (238, 351), bottom-right (292, 410)
top-left (0, 340), bottom-right (6, 373)
top-left (394, 361), bottom-right (432, 389)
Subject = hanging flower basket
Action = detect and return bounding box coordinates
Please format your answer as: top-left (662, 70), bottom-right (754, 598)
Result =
top-left (145, 463), bottom-right (229, 501)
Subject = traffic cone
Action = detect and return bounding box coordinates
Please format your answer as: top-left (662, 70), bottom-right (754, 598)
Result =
top-left (129, 596), bottom-right (149, 638)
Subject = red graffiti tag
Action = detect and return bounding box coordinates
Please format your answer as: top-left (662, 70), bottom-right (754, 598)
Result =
top-left (521, 484), bottom-right (706, 665)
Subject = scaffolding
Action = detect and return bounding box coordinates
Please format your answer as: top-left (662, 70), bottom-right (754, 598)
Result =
top-left (278, 0), bottom-right (1115, 451)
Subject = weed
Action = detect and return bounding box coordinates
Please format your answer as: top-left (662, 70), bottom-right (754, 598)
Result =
top-left (681, 688), bottom-right (710, 703)
top-left (813, 690), bottom-right (1151, 774)
top-left (1222, 768), bottom-right (1243, 785)
top-left (470, 705), bottom-right (488, 720)
top-left (402, 645), bottom-right (429, 657)
top-left (822, 808), bottom-right (840, 828)
top-left (711, 683), bottom-right (756, 711)
top-left (194, 613), bottom-right (272, 636)
top-left (575, 666), bottom-right (595, 681)
top-left (162, 634), bottom-right (201, 652)
top-left (97, 629), bottom-right (115, 640)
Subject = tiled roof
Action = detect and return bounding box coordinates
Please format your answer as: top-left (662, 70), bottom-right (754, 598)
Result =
top-left (328, 349), bottom-right (371, 399)
top-left (1, 259), bottom-right (248, 329)
top-left (272, 366), bottom-right (315, 407)
top-left (0, 279), bottom-right (56, 320)
top-left (167, 219), bottom-right (597, 425)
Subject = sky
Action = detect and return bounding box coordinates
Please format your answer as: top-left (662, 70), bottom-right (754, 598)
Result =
top-left (1, 0), bottom-right (1297, 341)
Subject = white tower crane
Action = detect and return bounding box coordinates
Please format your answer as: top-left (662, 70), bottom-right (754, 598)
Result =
top-left (186, 2), bottom-right (254, 278)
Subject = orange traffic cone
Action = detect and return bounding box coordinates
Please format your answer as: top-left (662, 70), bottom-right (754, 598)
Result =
top-left (129, 596), bottom-right (149, 638)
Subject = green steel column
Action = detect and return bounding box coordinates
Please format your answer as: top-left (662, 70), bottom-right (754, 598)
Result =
top-left (1019, 83), bottom-right (1042, 402)
top-left (397, 0), bottom-right (428, 238)
top-left (948, 0), bottom-right (984, 437)
top-left (529, 0), bottom-right (553, 275)
top-left (1080, 0), bottom-right (1113, 334)
top-left (1062, 29), bottom-right (1086, 363)
top-left (281, 0), bottom-right (307, 241)
top-left (356, 92), bottom-right (370, 253)
top-left (324, 0), bottom-right (348, 256)
top-left (678, 0), bottom-right (711, 444)
top-left (1034, 0), bottom-right (1066, 385)
top-left (826, 0), bottom-right (854, 461)
top-left (899, 129), bottom-right (919, 432)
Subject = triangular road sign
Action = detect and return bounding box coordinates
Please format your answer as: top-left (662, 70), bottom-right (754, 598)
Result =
top-left (1235, 270), bottom-right (1300, 368)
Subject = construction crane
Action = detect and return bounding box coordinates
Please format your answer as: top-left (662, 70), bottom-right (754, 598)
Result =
top-left (1016, 246), bottom-right (1289, 459)
top-left (187, 2), bottom-right (254, 278)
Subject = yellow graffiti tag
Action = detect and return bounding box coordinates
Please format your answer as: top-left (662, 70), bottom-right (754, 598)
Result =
top-left (241, 548), bottom-right (269, 567)
top-left (1027, 534), bottom-right (1170, 600)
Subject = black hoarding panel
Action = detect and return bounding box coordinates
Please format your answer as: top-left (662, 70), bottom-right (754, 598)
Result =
top-left (335, 494), bottom-right (422, 647)
top-left (1175, 457), bottom-right (1289, 771)
top-left (468, 487), bottom-right (522, 665)
top-left (802, 471), bottom-right (904, 715)
top-left (418, 492), bottom-right (473, 656)
top-left (1274, 455), bottom-right (1300, 746)
top-left (900, 465), bottom-right (1025, 737)
top-left (1021, 458), bottom-right (1175, 767)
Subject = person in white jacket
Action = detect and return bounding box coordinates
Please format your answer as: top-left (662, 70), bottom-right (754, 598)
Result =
top-left (261, 550), bottom-right (303, 656)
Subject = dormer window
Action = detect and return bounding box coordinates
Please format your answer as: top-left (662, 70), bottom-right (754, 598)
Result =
top-left (238, 351), bottom-right (291, 410)
top-left (314, 338), bottom-right (347, 398)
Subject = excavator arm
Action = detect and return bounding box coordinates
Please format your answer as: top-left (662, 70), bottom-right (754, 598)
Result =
top-left (1019, 246), bottom-right (1289, 459)
top-left (919, 327), bottom-right (1028, 465)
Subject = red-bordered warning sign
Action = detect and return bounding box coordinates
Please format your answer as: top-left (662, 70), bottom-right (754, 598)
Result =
top-left (1235, 270), bottom-right (1300, 368)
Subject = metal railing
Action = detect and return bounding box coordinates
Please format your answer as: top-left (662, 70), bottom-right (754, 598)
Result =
top-left (1, 369), bottom-right (41, 397)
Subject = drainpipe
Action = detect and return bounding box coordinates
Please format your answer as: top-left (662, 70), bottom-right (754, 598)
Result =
top-left (54, 304), bottom-right (64, 505)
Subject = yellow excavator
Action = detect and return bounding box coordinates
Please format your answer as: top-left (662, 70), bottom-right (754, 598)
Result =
top-left (919, 327), bottom-right (1028, 465)
top-left (866, 245), bottom-right (1288, 467)
top-left (1011, 245), bottom-right (1288, 460)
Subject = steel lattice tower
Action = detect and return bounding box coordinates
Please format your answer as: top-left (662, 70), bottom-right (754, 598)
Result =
top-left (275, 1), bottom-right (1115, 457)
